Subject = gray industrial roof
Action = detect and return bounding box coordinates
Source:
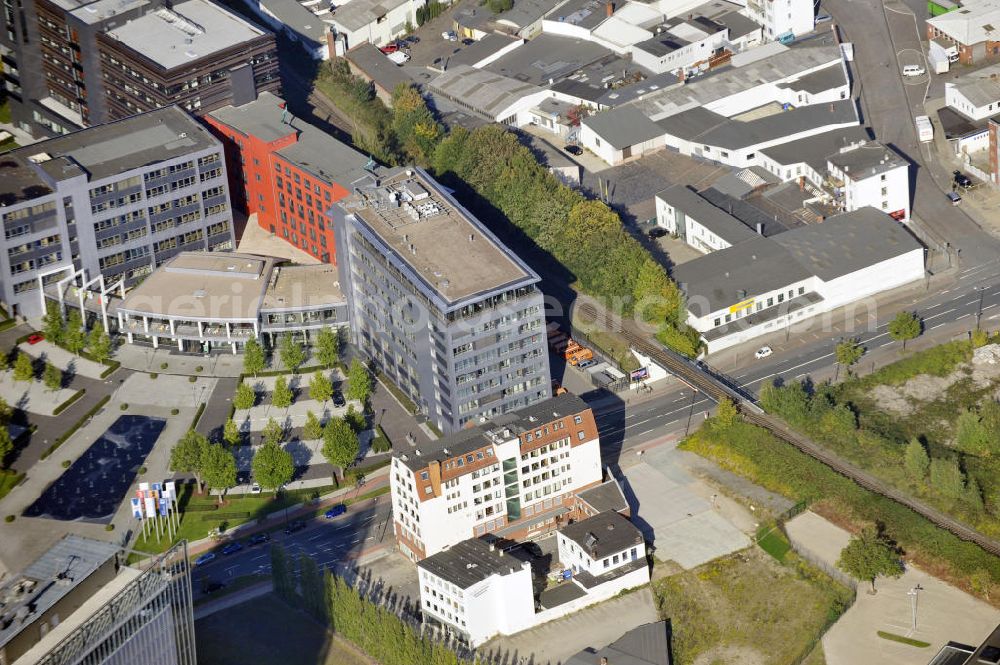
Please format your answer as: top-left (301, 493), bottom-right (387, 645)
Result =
top-left (429, 65), bottom-right (544, 118)
top-left (484, 33), bottom-right (615, 86)
top-left (582, 107), bottom-right (664, 149)
top-left (827, 141), bottom-right (906, 180)
top-left (0, 106), bottom-right (217, 204)
top-left (559, 511), bottom-right (644, 560)
top-left (936, 106), bottom-right (986, 139)
top-left (398, 393), bottom-right (590, 471)
top-left (539, 581), bottom-right (588, 608)
top-left (759, 126), bottom-right (872, 173)
top-left (630, 44), bottom-right (844, 120)
top-left (659, 100), bottom-right (858, 150)
top-left (417, 538), bottom-right (527, 589)
top-left (775, 61), bottom-right (847, 95)
top-left (103, 0), bottom-right (268, 70)
top-left (208, 92), bottom-right (371, 186)
top-left (0, 535), bottom-right (120, 649)
top-left (673, 235), bottom-right (810, 314)
top-left (656, 184), bottom-right (758, 245)
top-left (699, 186), bottom-right (790, 236)
top-left (329, 0), bottom-right (411, 31)
top-left (345, 43), bottom-right (415, 94)
top-left (577, 478), bottom-right (629, 514)
top-left (634, 34), bottom-right (691, 57)
top-left (497, 0), bottom-right (568, 29)
top-left (551, 78), bottom-right (607, 104)
top-left (565, 621), bottom-right (673, 665)
top-left (714, 10), bottom-right (759, 39)
top-left (258, 0), bottom-right (329, 42)
top-left (548, 0), bottom-right (609, 29)
top-left (448, 33), bottom-right (522, 68)
top-left (596, 71), bottom-right (683, 107)
top-left (774, 207), bottom-right (923, 282)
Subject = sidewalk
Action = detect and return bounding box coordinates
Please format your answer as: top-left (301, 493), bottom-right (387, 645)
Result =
top-left (184, 464), bottom-right (390, 557)
top-left (114, 344), bottom-right (245, 377)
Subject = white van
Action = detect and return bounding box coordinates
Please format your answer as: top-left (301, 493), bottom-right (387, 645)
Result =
top-left (902, 64), bottom-right (926, 77)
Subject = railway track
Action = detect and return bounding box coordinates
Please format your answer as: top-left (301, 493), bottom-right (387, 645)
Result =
top-left (578, 303), bottom-right (1000, 556)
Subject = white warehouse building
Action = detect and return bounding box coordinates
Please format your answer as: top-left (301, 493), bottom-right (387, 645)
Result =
top-left (673, 207), bottom-right (925, 352)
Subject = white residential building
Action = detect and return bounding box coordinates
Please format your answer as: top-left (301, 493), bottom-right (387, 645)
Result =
top-left (328, 0), bottom-right (423, 50)
top-left (826, 142), bottom-right (910, 222)
top-left (391, 393), bottom-right (603, 560)
top-left (417, 511), bottom-right (649, 647)
top-left (740, 0), bottom-right (815, 42)
top-left (655, 184), bottom-right (758, 252)
top-left (631, 16), bottom-right (730, 75)
top-left (945, 63), bottom-right (1000, 121)
top-left (673, 207), bottom-right (925, 352)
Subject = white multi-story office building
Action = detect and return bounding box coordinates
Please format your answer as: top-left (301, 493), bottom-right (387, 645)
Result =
top-left (740, 0), bottom-right (815, 42)
top-left (331, 167), bottom-right (550, 434)
top-left (390, 393), bottom-right (602, 560)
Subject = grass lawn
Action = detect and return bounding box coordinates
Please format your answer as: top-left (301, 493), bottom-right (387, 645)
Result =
top-left (196, 593), bottom-right (375, 665)
top-left (801, 644), bottom-right (827, 665)
top-left (0, 470), bottom-right (24, 502)
top-left (755, 524), bottom-right (792, 562)
top-left (653, 549), bottom-right (852, 665)
top-left (135, 483), bottom-right (336, 554)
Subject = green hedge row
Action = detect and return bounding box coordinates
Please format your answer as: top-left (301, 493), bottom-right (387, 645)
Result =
top-left (0, 319), bottom-right (17, 333)
top-left (41, 394), bottom-right (111, 459)
top-left (190, 403), bottom-right (206, 430)
top-left (681, 420), bottom-right (1000, 588)
top-left (198, 511), bottom-right (251, 521)
top-left (52, 389), bottom-right (86, 416)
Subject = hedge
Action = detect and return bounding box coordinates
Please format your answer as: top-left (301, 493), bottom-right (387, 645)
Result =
top-left (681, 420), bottom-right (1000, 588)
top-left (52, 389), bottom-right (86, 416)
top-left (190, 402), bottom-right (206, 430)
top-left (41, 395), bottom-right (111, 459)
top-left (0, 319), bottom-right (17, 333)
top-left (198, 511), bottom-right (251, 521)
top-left (98, 360), bottom-right (120, 379)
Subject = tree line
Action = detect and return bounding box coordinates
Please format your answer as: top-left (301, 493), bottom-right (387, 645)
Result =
top-left (313, 67), bottom-right (701, 355)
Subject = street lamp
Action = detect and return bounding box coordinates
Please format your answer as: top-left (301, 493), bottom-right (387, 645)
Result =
top-left (976, 286), bottom-right (985, 331)
top-left (907, 584), bottom-right (923, 634)
top-left (684, 388), bottom-right (699, 437)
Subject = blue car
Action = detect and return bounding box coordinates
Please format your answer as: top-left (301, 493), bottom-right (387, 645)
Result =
top-left (324, 504), bottom-right (347, 519)
top-left (221, 542), bottom-right (243, 555)
top-left (194, 552), bottom-right (216, 566)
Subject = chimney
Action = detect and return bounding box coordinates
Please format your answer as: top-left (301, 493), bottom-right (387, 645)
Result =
top-left (755, 222), bottom-right (763, 235)
top-left (605, 1), bottom-right (613, 16)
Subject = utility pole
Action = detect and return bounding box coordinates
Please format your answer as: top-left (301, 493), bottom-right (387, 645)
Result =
top-left (907, 584), bottom-right (923, 634)
top-left (977, 286), bottom-right (985, 330)
top-left (684, 388), bottom-right (698, 436)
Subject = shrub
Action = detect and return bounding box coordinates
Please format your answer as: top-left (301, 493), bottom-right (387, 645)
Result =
top-left (160, 362), bottom-right (169, 370)
top-left (138, 466), bottom-right (147, 474)
top-left (120, 403), bottom-right (129, 410)
top-left (150, 373), bottom-right (158, 379)
top-left (188, 376), bottom-right (197, 383)
top-left (61, 460), bottom-right (71, 468)
top-left (171, 408), bottom-right (180, 415)
top-left (195, 365), bottom-right (204, 373)
top-left (105, 524), bottom-right (115, 531)
top-left (4, 515), bottom-right (13, 523)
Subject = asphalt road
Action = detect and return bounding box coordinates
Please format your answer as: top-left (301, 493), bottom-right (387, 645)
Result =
top-left (191, 499), bottom-right (392, 594)
top-left (594, 259), bottom-right (1000, 451)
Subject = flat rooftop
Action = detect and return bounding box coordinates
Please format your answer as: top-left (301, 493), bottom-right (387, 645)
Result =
top-left (759, 126), bottom-right (872, 173)
top-left (329, 0), bottom-right (411, 32)
top-left (484, 33), bottom-right (615, 86)
top-left (68, 0), bottom-right (148, 24)
top-left (656, 184), bottom-right (758, 245)
top-left (340, 168), bottom-right (538, 307)
top-left (103, 0), bottom-right (268, 69)
top-left (429, 65), bottom-right (544, 119)
top-left (827, 141), bottom-right (906, 180)
top-left (418, 538), bottom-right (526, 589)
top-left (260, 263), bottom-right (344, 311)
top-left (209, 92), bottom-right (371, 186)
top-left (0, 106), bottom-right (216, 204)
top-left (119, 251), bottom-right (274, 320)
top-left (0, 535), bottom-right (120, 650)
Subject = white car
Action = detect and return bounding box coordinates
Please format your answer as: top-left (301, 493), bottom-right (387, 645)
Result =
top-left (387, 50), bottom-right (410, 65)
top-left (250, 483), bottom-right (261, 494)
top-left (442, 30), bottom-right (457, 41)
top-left (902, 64), bottom-right (925, 77)
top-left (755, 346), bottom-right (773, 360)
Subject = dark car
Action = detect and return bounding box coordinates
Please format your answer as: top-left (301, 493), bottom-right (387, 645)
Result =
top-left (332, 391), bottom-right (346, 407)
top-left (202, 580), bottom-right (226, 594)
top-left (954, 170), bottom-right (973, 188)
top-left (405, 35), bottom-right (420, 44)
top-left (248, 532), bottom-right (270, 546)
top-left (221, 542), bottom-right (243, 555)
top-left (284, 520), bottom-right (307, 535)
top-left (564, 144), bottom-right (583, 156)
top-left (648, 227), bottom-right (668, 239)
top-left (325, 503), bottom-right (347, 519)
top-left (462, 38), bottom-right (475, 45)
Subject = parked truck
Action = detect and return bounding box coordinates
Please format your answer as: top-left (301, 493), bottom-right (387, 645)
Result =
top-left (915, 115), bottom-right (934, 143)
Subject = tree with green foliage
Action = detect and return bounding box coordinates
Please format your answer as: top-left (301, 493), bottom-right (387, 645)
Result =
top-left (272, 375), bottom-right (293, 408)
top-left (303, 411), bottom-right (324, 440)
top-left (12, 352), bottom-right (33, 382)
top-left (929, 458), bottom-right (966, 500)
top-left (169, 429), bottom-right (209, 491)
top-left (86, 324), bottom-right (113, 364)
top-left (956, 409), bottom-right (991, 457)
top-left (279, 334), bottom-right (306, 373)
top-left (314, 327), bottom-right (340, 368)
top-left (41, 301), bottom-right (64, 345)
top-left (346, 358), bottom-right (372, 404)
top-left (234, 382), bottom-right (256, 410)
top-left (0, 351), bottom-right (8, 375)
top-left (42, 363), bottom-right (61, 392)
top-left (343, 405), bottom-right (366, 433)
top-left (837, 526), bottom-right (904, 593)
top-left (243, 338), bottom-right (266, 377)
top-left (759, 380), bottom-right (810, 425)
top-left (308, 370), bottom-right (333, 404)
top-left (0, 426), bottom-right (11, 468)
top-left (299, 554), bottom-right (326, 620)
top-left (904, 438), bottom-right (930, 480)
top-left (270, 544), bottom-right (294, 600)
top-left (63, 310), bottom-right (86, 356)
top-left (888, 311), bottom-right (921, 350)
top-left (712, 398), bottom-right (739, 430)
top-left (322, 417), bottom-right (359, 480)
top-left (392, 84), bottom-right (442, 165)
top-left (262, 417), bottom-right (284, 447)
top-left (0, 397), bottom-right (12, 425)
top-left (973, 328), bottom-right (990, 348)
top-left (835, 338), bottom-right (864, 377)
top-left (252, 440), bottom-right (294, 494)
top-left (223, 419), bottom-right (241, 448)
top-left (201, 444), bottom-right (237, 504)
top-left (965, 475), bottom-right (985, 511)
